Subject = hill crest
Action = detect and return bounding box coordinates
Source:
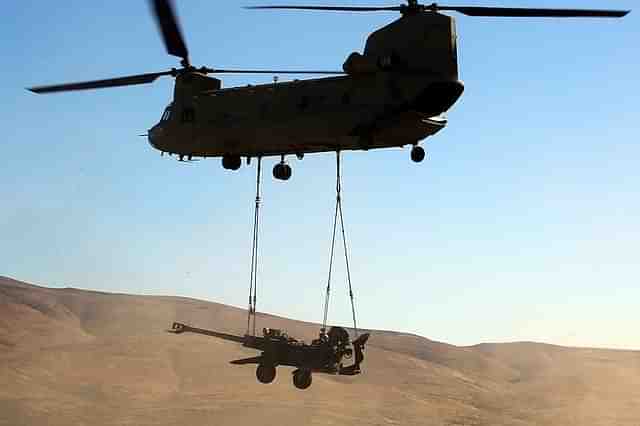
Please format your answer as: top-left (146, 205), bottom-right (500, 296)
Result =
top-left (1, 275), bottom-right (639, 426)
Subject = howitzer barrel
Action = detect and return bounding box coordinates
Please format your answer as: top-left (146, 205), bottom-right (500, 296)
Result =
top-left (168, 322), bottom-right (247, 344)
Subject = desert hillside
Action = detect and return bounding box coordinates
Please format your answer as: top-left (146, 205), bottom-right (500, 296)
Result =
top-left (1, 276), bottom-right (638, 426)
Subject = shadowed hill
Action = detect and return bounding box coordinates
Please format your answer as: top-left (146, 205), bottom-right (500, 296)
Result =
top-left (1, 276), bottom-right (638, 426)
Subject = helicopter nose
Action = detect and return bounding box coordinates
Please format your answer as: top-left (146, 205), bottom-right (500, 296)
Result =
top-left (148, 125), bottom-right (163, 149)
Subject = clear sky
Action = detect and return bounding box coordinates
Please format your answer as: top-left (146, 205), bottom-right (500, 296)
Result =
top-left (2, 1), bottom-right (638, 349)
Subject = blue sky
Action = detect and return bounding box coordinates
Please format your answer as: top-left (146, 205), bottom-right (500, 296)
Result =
top-left (1, 1), bottom-right (638, 349)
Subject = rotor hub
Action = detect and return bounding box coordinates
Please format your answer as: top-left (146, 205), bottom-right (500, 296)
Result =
top-left (399, 1), bottom-right (436, 16)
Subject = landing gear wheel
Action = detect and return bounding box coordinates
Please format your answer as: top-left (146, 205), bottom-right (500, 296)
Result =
top-left (292, 369), bottom-right (312, 390)
top-left (410, 145), bottom-right (426, 163)
top-left (273, 163), bottom-right (292, 181)
top-left (222, 155), bottom-right (242, 170)
top-left (256, 364), bottom-right (276, 384)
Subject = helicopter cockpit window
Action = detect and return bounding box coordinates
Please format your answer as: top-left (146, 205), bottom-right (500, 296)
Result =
top-left (160, 105), bottom-right (172, 122)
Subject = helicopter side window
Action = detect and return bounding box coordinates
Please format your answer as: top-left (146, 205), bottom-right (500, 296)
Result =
top-left (181, 107), bottom-right (195, 123)
top-left (297, 96), bottom-right (310, 111)
top-left (378, 55), bottom-right (393, 69)
top-left (260, 103), bottom-right (269, 118)
top-left (377, 50), bottom-right (404, 71)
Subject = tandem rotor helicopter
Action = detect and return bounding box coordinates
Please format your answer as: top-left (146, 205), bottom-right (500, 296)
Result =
top-left (29, 0), bottom-right (629, 181)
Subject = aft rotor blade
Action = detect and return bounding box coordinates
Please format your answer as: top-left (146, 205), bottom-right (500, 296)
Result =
top-left (151, 0), bottom-right (189, 63)
top-left (439, 6), bottom-right (629, 18)
top-left (246, 5), bottom-right (400, 12)
top-left (208, 68), bottom-right (344, 74)
top-left (247, 4), bottom-right (629, 18)
top-left (27, 71), bottom-right (173, 94)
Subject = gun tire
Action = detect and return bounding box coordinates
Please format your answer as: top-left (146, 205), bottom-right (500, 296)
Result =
top-left (293, 369), bottom-right (312, 390)
top-left (256, 364), bottom-right (276, 384)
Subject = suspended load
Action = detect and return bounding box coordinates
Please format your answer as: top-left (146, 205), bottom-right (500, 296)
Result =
top-left (169, 322), bottom-right (370, 389)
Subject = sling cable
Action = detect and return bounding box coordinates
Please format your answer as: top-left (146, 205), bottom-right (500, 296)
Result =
top-left (245, 152), bottom-right (359, 339)
top-left (322, 150), bottom-right (359, 339)
top-left (246, 157), bottom-right (262, 337)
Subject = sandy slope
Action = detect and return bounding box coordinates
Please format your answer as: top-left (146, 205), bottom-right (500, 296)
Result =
top-left (1, 276), bottom-right (638, 426)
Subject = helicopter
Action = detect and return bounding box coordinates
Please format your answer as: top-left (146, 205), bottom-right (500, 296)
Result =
top-left (28, 0), bottom-right (629, 181)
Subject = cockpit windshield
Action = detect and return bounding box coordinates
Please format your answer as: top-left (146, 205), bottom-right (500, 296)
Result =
top-left (160, 104), bottom-right (173, 122)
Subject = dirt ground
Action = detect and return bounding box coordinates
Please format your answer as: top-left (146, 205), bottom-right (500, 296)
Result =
top-left (1, 276), bottom-right (639, 426)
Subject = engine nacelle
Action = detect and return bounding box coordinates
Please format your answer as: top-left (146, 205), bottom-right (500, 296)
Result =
top-left (342, 52), bottom-right (379, 75)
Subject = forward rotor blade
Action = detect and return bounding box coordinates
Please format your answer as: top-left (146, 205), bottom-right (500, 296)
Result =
top-left (27, 71), bottom-right (173, 94)
top-left (246, 5), bottom-right (400, 12)
top-left (151, 0), bottom-right (189, 63)
top-left (208, 68), bottom-right (344, 74)
top-left (438, 6), bottom-right (629, 18)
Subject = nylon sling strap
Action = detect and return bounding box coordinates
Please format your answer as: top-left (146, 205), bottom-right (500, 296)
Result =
top-left (246, 157), bottom-right (262, 337)
top-left (322, 151), bottom-right (359, 337)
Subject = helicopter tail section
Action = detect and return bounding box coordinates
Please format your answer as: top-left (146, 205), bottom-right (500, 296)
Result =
top-left (412, 80), bottom-right (464, 115)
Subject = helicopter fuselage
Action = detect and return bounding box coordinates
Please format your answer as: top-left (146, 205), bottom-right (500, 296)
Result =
top-left (147, 71), bottom-right (463, 158)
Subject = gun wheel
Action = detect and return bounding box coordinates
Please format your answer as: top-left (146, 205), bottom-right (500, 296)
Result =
top-left (256, 364), bottom-right (276, 384)
top-left (293, 369), bottom-right (312, 389)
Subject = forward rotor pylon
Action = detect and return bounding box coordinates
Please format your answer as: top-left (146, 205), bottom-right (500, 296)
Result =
top-left (28, 0), bottom-right (344, 94)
